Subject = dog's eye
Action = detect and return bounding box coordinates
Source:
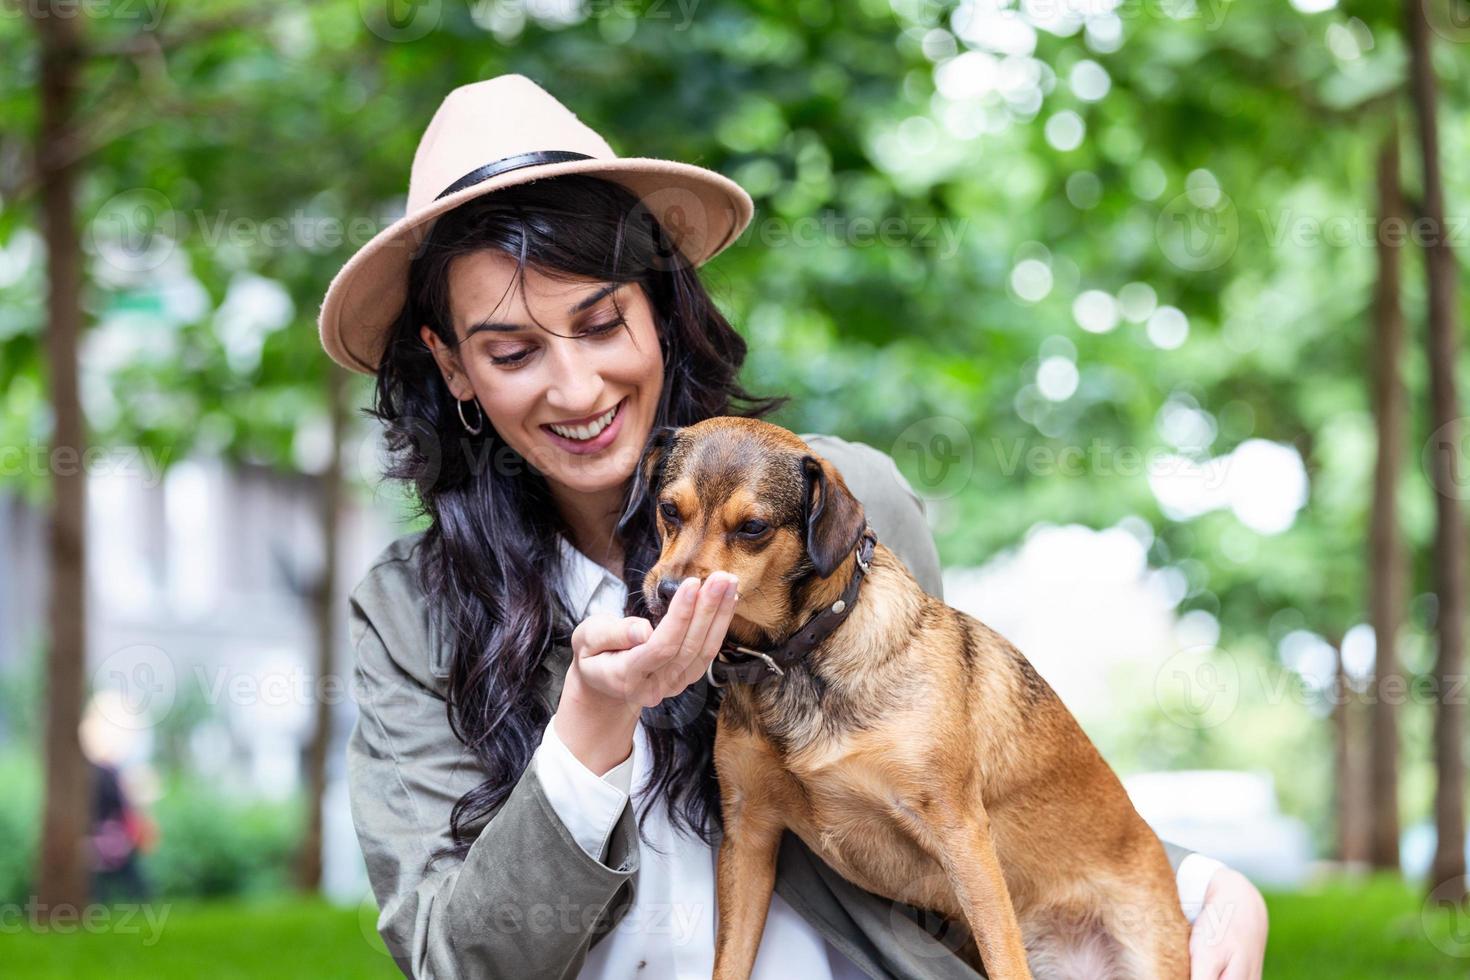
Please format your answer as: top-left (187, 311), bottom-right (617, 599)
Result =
top-left (658, 501), bottom-right (680, 523)
top-left (738, 519), bottom-right (769, 537)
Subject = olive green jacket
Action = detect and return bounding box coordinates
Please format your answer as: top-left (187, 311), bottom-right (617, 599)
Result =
top-left (345, 433), bottom-right (1194, 979)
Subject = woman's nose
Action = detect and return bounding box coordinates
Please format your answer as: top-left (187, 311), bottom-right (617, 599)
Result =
top-left (544, 337), bottom-right (603, 409)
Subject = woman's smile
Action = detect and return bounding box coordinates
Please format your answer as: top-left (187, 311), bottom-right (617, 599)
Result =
top-left (541, 396), bottom-right (629, 455)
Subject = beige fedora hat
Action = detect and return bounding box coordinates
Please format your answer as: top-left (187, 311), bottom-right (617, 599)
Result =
top-left (317, 73), bottom-right (754, 375)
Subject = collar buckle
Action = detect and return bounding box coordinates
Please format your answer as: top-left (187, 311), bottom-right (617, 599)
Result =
top-left (854, 527), bottom-right (876, 574)
top-left (730, 645), bottom-right (786, 677)
top-left (705, 653), bottom-right (727, 689)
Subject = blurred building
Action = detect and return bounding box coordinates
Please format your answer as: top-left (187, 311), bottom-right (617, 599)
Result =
top-left (0, 454), bottom-right (406, 902)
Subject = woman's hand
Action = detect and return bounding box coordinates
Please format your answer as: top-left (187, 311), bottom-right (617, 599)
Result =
top-left (569, 571), bottom-right (739, 710)
top-left (1188, 867), bottom-right (1268, 979)
top-left (554, 573), bottom-right (739, 775)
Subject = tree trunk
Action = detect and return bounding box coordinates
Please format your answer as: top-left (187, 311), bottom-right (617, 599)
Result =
top-left (1405, 0), bottom-right (1468, 900)
top-left (1334, 639), bottom-right (1371, 866)
top-left (31, 2), bottom-right (91, 918)
top-left (1368, 121), bottom-right (1406, 872)
top-left (295, 363), bottom-right (348, 892)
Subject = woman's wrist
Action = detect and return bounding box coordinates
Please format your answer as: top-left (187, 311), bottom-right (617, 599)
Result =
top-left (554, 667), bottom-right (641, 776)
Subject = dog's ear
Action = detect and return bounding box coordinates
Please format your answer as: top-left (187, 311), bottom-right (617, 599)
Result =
top-left (617, 425), bottom-right (679, 536)
top-left (801, 454), bottom-right (867, 578)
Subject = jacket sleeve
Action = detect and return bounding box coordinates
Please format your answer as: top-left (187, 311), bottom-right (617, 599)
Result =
top-left (531, 715), bottom-right (636, 861)
top-left (346, 591), bottom-right (641, 979)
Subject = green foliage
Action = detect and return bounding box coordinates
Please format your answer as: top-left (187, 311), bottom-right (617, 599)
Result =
top-left (145, 780), bottom-right (303, 901)
top-left (0, 747), bottom-right (301, 905)
top-left (0, 750), bottom-right (43, 906)
top-left (4, 0), bottom-right (1468, 871)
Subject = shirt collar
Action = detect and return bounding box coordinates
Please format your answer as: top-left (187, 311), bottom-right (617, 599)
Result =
top-left (555, 532), bottom-right (624, 622)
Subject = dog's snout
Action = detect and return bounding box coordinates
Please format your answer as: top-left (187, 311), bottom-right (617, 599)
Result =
top-left (656, 578), bottom-right (682, 606)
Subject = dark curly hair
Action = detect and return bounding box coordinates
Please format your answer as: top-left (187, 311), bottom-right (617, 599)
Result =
top-left (362, 173), bottom-right (787, 863)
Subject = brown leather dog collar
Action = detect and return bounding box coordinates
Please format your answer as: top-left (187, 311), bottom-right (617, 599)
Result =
top-left (707, 525), bottom-right (879, 688)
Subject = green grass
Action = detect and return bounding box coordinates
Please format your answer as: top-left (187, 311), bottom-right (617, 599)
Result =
top-left (0, 895), bottom-right (402, 979)
top-left (1261, 874), bottom-right (1470, 978)
top-left (0, 875), bottom-right (1462, 977)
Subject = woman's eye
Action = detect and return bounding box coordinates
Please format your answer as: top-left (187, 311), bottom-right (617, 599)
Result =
top-left (488, 318), bottom-right (623, 367)
top-left (659, 501), bottom-right (680, 522)
top-left (739, 519), bottom-right (769, 537)
top-left (580, 317), bottom-right (625, 338)
top-left (489, 349), bottom-right (530, 367)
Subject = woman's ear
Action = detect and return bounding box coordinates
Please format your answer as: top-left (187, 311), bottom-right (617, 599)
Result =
top-left (801, 454), bottom-right (867, 578)
top-left (420, 324), bottom-right (470, 399)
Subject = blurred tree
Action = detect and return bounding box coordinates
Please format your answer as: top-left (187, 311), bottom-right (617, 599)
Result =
top-left (1403, 0), bottom-right (1467, 902)
top-left (1367, 119), bottom-right (1405, 873)
top-left (297, 363), bottom-right (347, 892)
top-left (1333, 630), bottom-right (1371, 864)
top-left (7, 0), bottom-right (369, 896)
top-left (27, 0), bottom-right (90, 919)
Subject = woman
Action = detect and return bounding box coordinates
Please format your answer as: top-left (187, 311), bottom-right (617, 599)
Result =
top-left (321, 75), bottom-right (1268, 979)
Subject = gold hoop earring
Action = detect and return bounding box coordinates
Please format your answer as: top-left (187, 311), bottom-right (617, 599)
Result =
top-left (457, 395), bottom-right (484, 435)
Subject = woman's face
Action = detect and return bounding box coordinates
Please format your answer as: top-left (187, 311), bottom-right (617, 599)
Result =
top-left (420, 250), bottom-right (664, 502)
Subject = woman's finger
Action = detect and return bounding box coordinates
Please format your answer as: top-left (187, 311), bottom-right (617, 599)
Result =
top-left (571, 616), bottom-right (655, 703)
top-left (620, 577), bottom-right (697, 676)
top-left (680, 584), bottom-right (738, 687)
top-left (619, 577), bottom-right (700, 688)
top-left (1221, 954), bottom-right (1252, 980)
top-left (703, 580), bottom-right (739, 656)
top-left (648, 576), bottom-right (731, 697)
top-left (574, 615), bottom-right (650, 660)
top-left (674, 574), bottom-right (734, 675)
top-left (646, 576), bottom-right (700, 653)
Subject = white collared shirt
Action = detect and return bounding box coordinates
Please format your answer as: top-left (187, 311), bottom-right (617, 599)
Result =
top-left (532, 533), bottom-right (1223, 977)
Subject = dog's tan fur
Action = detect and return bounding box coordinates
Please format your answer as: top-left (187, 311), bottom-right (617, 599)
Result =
top-left (639, 419), bottom-right (1191, 980)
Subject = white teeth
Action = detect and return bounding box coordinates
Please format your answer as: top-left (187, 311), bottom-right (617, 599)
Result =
top-left (549, 402), bottom-right (618, 441)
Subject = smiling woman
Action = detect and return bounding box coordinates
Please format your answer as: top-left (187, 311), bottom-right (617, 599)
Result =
top-left (417, 248), bottom-right (666, 536)
top-left (362, 162), bottom-right (790, 843)
top-left (327, 74), bottom-right (1264, 980)
top-left (410, 213), bottom-right (738, 552)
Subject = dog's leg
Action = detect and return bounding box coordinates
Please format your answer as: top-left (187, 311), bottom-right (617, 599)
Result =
top-left (711, 809), bottom-right (784, 980)
top-left (711, 714), bottom-right (798, 980)
top-left (1103, 895), bottom-right (1191, 980)
top-left (900, 802), bottom-right (1033, 980)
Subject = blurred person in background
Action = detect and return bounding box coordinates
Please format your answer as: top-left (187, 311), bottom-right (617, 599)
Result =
top-left (81, 691), bottom-right (157, 903)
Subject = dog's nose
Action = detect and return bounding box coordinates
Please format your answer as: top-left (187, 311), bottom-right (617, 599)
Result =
top-left (656, 578), bottom-right (683, 607)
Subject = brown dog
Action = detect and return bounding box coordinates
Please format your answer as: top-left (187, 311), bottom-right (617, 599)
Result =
top-left (637, 418), bottom-right (1190, 980)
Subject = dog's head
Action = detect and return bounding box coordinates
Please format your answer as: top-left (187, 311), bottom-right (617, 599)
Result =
top-left (634, 418), bottom-right (867, 642)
